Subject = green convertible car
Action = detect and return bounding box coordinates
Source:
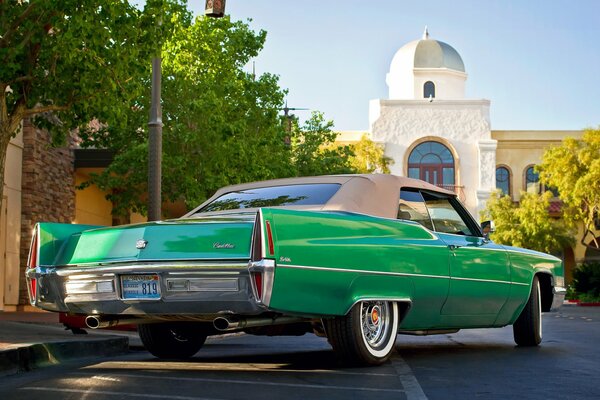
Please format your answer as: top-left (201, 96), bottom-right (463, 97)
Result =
top-left (26, 174), bottom-right (565, 365)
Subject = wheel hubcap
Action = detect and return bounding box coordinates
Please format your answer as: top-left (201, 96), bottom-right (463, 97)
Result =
top-left (361, 301), bottom-right (391, 348)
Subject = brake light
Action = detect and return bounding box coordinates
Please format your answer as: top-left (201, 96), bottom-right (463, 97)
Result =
top-left (28, 229), bottom-right (39, 268)
top-left (265, 220), bottom-right (274, 256)
top-left (252, 272), bottom-right (263, 300)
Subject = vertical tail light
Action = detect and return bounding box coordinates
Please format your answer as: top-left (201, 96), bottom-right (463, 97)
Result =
top-left (265, 220), bottom-right (274, 256)
top-left (27, 226), bottom-right (40, 304)
top-left (251, 213), bottom-right (263, 262)
top-left (248, 211), bottom-right (275, 305)
top-left (252, 272), bottom-right (263, 300)
top-left (28, 227), bottom-right (39, 268)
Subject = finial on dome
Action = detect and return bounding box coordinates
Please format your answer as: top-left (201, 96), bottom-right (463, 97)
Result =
top-left (423, 26), bottom-right (429, 40)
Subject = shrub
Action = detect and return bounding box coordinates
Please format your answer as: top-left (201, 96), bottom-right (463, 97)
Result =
top-left (572, 262), bottom-right (600, 298)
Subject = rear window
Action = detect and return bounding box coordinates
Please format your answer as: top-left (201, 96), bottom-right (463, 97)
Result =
top-left (196, 183), bottom-right (341, 213)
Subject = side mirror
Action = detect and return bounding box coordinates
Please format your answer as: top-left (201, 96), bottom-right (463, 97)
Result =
top-left (481, 220), bottom-right (495, 240)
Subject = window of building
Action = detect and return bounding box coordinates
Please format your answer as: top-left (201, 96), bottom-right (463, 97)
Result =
top-left (424, 81), bottom-right (435, 99)
top-left (525, 166), bottom-right (541, 194)
top-left (496, 166), bottom-right (510, 196)
top-left (408, 141), bottom-right (455, 187)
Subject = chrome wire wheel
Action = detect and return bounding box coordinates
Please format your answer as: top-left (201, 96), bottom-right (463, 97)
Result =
top-left (360, 301), bottom-right (391, 349)
top-left (324, 300), bottom-right (399, 365)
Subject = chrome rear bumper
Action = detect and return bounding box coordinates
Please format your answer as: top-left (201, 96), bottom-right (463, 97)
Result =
top-left (551, 286), bottom-right (567, 311)
top-left (25, 261), bottom-right (266, 316)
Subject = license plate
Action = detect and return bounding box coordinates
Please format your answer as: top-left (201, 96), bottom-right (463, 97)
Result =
top-left (121, 274), bottom-right (161, 300)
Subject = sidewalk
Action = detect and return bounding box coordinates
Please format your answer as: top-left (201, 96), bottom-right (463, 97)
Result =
top-left (0, 311), bottom-right (133, 377)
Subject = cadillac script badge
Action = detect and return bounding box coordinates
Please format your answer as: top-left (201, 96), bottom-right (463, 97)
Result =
top-left (213, 242), bottom-right (235, 249)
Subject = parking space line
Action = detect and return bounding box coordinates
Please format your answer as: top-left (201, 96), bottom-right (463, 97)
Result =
top-left (392, 356), bottom-right (428, 400)
top-left (21, 387), bottom-right (220, 400)
top-left (71, 372), bottom-right (406, 393)
top-left (87, 361), bottom-right (397, 377)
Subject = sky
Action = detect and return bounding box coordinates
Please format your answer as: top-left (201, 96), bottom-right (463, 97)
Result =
top-left (188, 0), bottom-right (600, 132)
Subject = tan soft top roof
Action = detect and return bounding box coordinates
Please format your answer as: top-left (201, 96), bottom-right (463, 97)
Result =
top-left (186, 174), bottom-right (455, 219)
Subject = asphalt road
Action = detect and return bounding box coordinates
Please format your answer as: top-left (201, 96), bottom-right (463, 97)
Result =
top-left (1, 304), bottom-right (598, 400)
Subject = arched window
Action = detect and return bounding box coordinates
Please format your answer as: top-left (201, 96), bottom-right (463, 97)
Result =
top-left (424, 81), bottom-right (435, 99)
top-left (408, 141), bottom-right (454, 186)
top-left (525, 166), bottom-right (541, 194)
top-left (496, 167), bottom-right (510, 196)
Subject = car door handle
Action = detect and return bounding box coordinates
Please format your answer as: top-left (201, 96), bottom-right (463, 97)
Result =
top-left (448, 245), bottom-right (461, 251)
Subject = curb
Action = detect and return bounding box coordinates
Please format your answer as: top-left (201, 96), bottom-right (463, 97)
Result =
top-left (0, 336), bottom-right (129, 377)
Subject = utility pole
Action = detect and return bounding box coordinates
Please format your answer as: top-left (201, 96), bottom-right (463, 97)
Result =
top-left (147, 0), bottom-right (227, 222)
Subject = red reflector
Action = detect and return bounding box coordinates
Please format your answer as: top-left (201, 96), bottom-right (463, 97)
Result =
top-left (253, 273), bottom-right (263, 300)
top-left (29, 278), bottom-right (37, 302)
top-left (265, 220), bottom-right (274, 255)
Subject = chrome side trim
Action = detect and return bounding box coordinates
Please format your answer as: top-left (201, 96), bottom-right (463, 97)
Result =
top-left (450, 276), bottom-right (528, 286)
top-left (344, 297), bottom-right (412, 315)
top-left (279, 264), bottom-right (449, 280)
top-left (279, 264), bottom-right (522, 286)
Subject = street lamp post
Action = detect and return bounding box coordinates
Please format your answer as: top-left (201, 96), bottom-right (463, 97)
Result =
top-left (147, 1), bottom-right (227, 222)
top-left (148, 56), bottom-right (162, 222)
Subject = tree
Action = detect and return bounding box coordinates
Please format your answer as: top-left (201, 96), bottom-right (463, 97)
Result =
top-left (348, 134), bottom-right (392, 174)
top-left (536, 128), bottom-right (600, 250)
top-left (290, 111), bottom-right (355, 177)
top-left (0, 0), bottom-right (186, 206)
top-left (481, 190), bottom-right (573, 253)
top-left (81, 15), bottom-right (292, 217)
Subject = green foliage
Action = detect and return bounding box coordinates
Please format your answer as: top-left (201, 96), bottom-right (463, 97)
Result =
top-left (0, 0), bottom-right (188, 205)
top-left (481, 190), bottom-right (574, 253)
top-left (572, 262), bottom-right (600, 300)
top-left (536, 128), bottom-right (600, 249)
top-left (81, 15), bottom-right (292, 216)
top-left (290, 111), bottom-right (355, 177)
top-left (348, 134), bottom-right (392, 174)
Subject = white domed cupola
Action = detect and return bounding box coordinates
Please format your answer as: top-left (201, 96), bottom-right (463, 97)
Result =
top-left (386, 27), bottom-right (467, 100)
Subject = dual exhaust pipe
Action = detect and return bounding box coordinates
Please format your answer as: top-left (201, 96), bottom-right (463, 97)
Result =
top-left (85, 314), bottom-right (304, 331)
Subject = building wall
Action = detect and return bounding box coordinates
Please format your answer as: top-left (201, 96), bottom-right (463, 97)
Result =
top-left (74, 168), bottom-right (112, 226)
top-left (19, 120), bottom-right (75, 305)
top-left (1, 130), bottom-right (23, 310)
top-left (492, 130), bottom-right (583, 201)
top-left (369, 98), bottom-right (493, 217)
top-left (412, 69), bottom-right (467, 100)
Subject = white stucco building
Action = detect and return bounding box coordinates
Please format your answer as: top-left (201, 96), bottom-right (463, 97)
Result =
top-left (336, 27), bottom-right (600, 279)
top-left (369, 28), bottom-right (496, 217)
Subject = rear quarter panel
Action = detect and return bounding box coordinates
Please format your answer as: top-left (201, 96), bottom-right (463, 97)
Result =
top-left (262, 209), bottom-right (450, 326)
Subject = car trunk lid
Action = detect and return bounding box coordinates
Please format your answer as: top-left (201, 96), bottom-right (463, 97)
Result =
top-left (55, 215), bottom-right (255, 266)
